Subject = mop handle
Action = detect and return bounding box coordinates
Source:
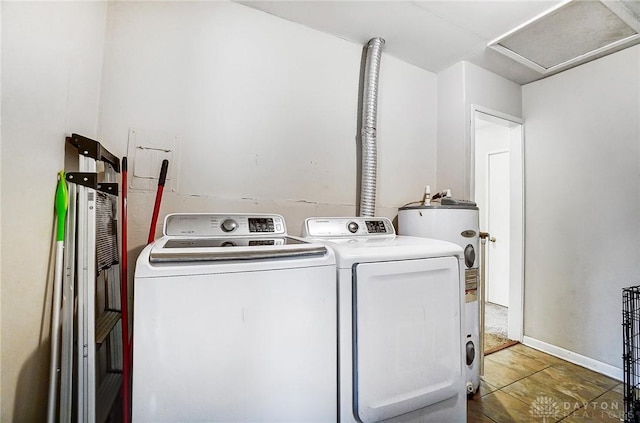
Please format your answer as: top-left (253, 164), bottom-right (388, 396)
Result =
top-left (55, 171), bottom-right (68, 241)
top-left (148, 160), bottom-right (169, 244)
top-left (47, 171), bottom-right (68, 423)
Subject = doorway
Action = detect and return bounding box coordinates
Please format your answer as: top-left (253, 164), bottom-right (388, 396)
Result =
top-left (471, 106), bottom-right (524, 346)
top-left (486, 150), bottom-right (510, 307)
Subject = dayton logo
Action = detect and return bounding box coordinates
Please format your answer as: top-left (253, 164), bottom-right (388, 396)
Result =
top-left (530, 396), bottom-right (561, 422)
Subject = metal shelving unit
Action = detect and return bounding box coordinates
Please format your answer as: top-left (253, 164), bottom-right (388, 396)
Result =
top-left (60, 134), bottom-right (123, 423)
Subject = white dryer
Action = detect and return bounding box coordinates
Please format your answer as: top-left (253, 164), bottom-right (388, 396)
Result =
top-left (302, 217), bottom-right (466, 423)
top-left (133, 213), bottom-right (337, 422)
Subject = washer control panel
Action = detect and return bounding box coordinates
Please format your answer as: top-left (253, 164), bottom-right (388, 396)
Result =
top-left (164, 213), bottom-right (286, 237)
top-left (303, 217), bottom-right (395, 238)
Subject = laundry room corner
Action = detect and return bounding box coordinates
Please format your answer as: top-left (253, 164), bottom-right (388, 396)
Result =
top-left (1, 2), bottom-right (108, 421)
top-left (7, 0), bottom-right (640, 421)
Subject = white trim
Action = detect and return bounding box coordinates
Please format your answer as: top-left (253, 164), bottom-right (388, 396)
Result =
top-left (486, 0), bottom-right (572, 48)
top-left (487, 0), bottom-right (640, 75)
top-left (470, 105), bottom-right (524, 343)
top-left (470, 105), bottom-right (523, 201)
top-left (490, 34), bottom-right (640, 75)
top-left (487, 150), bottom-right (509, 157)
top-left (473, 106), bottom-right (524, 125)
top-left (508, 123), bottom-right (524, 342)
top-left (523, 336), bottom-right (623, 381)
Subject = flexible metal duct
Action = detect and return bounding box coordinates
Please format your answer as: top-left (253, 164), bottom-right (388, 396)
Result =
top-left (359, 37), bottom-right (385, 217)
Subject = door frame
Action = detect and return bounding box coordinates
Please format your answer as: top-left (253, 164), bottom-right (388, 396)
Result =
top-left (470, 104), bottom-right (525, 342)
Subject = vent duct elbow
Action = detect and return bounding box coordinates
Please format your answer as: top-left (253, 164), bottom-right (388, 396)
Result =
top-left (359, 37), bottom-right (384, 218)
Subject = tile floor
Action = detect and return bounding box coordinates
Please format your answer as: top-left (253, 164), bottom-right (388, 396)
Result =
top-left (468, 344), bottom-right (623, 422)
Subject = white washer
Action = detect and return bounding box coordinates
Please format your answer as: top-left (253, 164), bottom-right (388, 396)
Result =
top-left (133, 213), bottom-right (337, 422)
top-left (398, 202), bottom-right (480, 396)
top-left (302, 217), bottom-right (467, 423)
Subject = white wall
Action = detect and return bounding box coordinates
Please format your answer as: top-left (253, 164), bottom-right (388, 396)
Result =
top-left (523, 45), bottom-right (640, 369)
top-left (436, 62), bottom-right (465, 198)
top-left (1, 2), bottom-right (107, 421)
top-left (98, 1), bottom-right (438, 253)
top-left (437, 61), bottom-right (522, 199)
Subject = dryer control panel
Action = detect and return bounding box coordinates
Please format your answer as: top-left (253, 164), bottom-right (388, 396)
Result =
top-left (303, 217), bottom-right (395, 238)
top-left (164, 213), bottom-right (286, 237)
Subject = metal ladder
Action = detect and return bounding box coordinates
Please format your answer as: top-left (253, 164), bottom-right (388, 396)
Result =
top-left (60, 134), bottom-right (124, 423)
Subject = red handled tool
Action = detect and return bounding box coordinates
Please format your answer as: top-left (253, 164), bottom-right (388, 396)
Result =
top-left (148, 159), bottom-right (169, 244)
top-left (120, 157), bottom-right (131, 423)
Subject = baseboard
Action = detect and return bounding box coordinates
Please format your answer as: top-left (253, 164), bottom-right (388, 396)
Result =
top-left (522, 336), bottom-right (623, 381)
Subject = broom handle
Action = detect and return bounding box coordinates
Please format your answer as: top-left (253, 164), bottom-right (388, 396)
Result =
top-left (148, 160), bottom-right (169, 244)
top-left (120, 158), bottom-right (131, 423)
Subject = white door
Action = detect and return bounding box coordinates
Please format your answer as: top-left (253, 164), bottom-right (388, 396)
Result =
top-left (487, 151), bottom-right (510, 307)
top-left (354, 257), bottom-right (462, 423)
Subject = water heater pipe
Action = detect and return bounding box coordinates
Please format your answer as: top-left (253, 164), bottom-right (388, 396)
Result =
top-left (479, 231), bottom-right (489, 376)
top-left (359, 37), bottom-right (385, 217)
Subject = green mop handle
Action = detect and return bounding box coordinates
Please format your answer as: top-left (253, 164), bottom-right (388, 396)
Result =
top-left (48, 171), bottom-right (69, 423)
top-left (56, 171), bottom-right (68, 241)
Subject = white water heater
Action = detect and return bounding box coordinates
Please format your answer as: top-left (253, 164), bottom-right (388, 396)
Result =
top-left (398, 200), bottom-right (480, 396)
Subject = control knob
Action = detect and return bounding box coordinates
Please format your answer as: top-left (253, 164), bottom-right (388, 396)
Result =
top-left (221, 219), bottom-right (238, 233)
top-left (347, 221), bottom-right (359, 234)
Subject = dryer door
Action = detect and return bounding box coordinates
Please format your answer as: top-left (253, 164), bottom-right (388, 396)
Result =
top-left (353, 256), bottom-right (462, 423)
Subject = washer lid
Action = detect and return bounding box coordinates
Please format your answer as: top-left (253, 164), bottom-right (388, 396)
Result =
top-left (149, 236), bottom-right (327, 263)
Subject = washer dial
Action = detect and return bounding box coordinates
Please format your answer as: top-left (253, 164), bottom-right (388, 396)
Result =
top-left (221, 219), bottom-right (238, 233)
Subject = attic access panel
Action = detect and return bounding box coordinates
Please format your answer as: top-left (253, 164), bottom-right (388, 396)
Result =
top-left (488, 0), bottom-right (640, 75)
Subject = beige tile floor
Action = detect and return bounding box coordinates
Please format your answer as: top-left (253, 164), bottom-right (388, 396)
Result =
top-left (468, 344), bottom-right (623, 422)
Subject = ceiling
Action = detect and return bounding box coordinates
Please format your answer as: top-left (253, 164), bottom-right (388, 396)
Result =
top-left (237, 1), bottom-right (635, 85)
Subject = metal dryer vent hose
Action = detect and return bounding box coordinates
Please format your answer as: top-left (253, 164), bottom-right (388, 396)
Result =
top-left (359, 37), bottom-right (385, 218)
